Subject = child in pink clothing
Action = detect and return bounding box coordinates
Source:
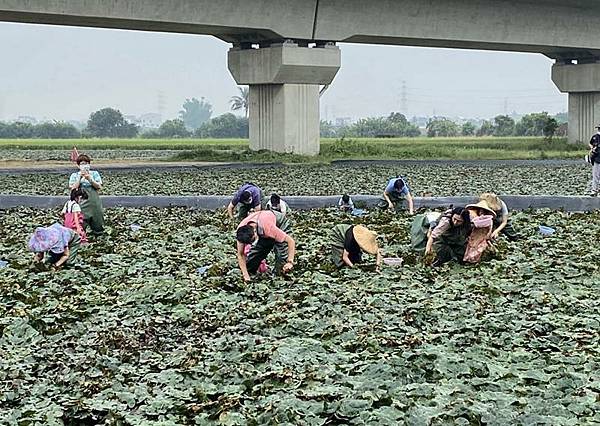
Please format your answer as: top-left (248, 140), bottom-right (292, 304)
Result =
top-left (243, 244), bottom-right (268, 273)
top-left (61, 188), bottom-right (88, 244)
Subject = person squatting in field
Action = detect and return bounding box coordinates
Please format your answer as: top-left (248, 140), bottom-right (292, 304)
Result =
top-left (28, 223), bottom-right (81, 270)
top-left (427, 207), bottom-right (472, 267)
top-left (235, 210), bottom-right (296, 282)
top-left (329, 224), bottom-right (382, 270)
top-left (463, 200), bottom-right (497, 264)
top-left (265, 193), bottom-right (290, 217)
top-left (410, 211), bottom-right (442, 254)
top-left (227, 182), bottom-right (263, 220)
top-left (478, 192), bottom-right (520, 241)
top-left (378, 176), bottom-right (415, 215)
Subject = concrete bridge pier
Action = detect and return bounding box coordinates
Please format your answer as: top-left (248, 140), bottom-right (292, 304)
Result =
top-left (228, 41), bottom-right (341, 155)
top-left (552, 61), bottom-right (600, 144)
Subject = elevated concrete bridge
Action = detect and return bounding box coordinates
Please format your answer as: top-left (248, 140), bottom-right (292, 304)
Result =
top-left (1, 0), bottom-right (599, 153)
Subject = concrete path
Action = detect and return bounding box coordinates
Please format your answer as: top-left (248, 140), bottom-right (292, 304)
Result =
top-left (1, 194), bottom-right (599, 212)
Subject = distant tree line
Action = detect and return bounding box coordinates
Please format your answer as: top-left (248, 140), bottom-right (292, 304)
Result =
top-left (322, 113), bottom-right (421, 138)
top-left (0, 121), bottom-right (80, 139)
top-left (424, 112), bottom-right (562, 138)
top-left (143, 114), bottom-right (248, 139)
top-left (0, 84), bottom-right (566, 140)
top-left (322, 111), bottom-right (565, 139)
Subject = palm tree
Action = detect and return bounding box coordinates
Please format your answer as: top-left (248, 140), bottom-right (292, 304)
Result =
top-left (230, 86), bottom-right (249, 118)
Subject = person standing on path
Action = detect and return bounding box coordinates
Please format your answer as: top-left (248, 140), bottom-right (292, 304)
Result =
top-left (69, 154), bottom-right (104, 235)
top-left (588, 124), bottom-right (600, 196)
top-left (378, 176), bottom-right (414, 214)
top-left (227, 182), bottom-right (263, 220)
top-left (235, 210), bottom-right (295, 282)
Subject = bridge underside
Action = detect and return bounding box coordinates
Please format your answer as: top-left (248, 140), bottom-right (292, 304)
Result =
top-left (2, 0), bottom-right (600, 58)
top-left (2, 0), bottom-right (600, 151)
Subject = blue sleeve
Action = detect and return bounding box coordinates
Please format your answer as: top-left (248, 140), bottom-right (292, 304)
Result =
top-left (402, 183), bottom-right (410, 195)
top-left (384, 179), bottom-right (395, 193)
top-left (231, 190), bottom-right (241, 206)
top-left (92, 170), bottom-right (102, 185)
top-left (69, 172), bottom-right (79, 186)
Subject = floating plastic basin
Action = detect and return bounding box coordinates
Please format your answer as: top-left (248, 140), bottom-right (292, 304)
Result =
top-left (383, 257), bottom-right (403, 266)
top-left (539, 225), bottom-right (556, 236)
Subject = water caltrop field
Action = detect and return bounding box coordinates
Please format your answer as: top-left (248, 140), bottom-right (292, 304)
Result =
top-left (1, 205), bottom-right (599, 424)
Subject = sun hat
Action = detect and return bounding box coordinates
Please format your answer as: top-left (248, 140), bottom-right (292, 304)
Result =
top-left (352, 225), bottom-right (379, 255)
top-left (28, 226), bottom-right (62, 253)
top-left (465, 200), bottom-right (497, 217)
top-left (478, 193), bottom-right (501, 212)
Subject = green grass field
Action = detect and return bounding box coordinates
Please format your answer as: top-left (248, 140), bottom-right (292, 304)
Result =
top-left (0, 136), bottom-right (587, 161)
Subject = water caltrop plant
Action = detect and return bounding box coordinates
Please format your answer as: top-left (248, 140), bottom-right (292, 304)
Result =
top-left (1, 206), bottom-right (599, 424)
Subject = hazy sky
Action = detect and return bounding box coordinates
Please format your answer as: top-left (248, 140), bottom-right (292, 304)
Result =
top-left (0, 21), bottom-right (567, 123)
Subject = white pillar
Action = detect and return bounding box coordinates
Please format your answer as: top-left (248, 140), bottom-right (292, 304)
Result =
top-left (228, 42), bottom-right (341, 155)
top-left (552, 62), bottom-right (600, 144)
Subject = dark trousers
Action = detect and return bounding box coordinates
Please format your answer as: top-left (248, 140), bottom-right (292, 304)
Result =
top-left (433, 241), bottom-right (466, 265)
top-left (246, 237), bottom-right (288, 274)
top-left (494, 218), bottom-right (519, 241)
top-left (377, 194), bottom-right (406, 212)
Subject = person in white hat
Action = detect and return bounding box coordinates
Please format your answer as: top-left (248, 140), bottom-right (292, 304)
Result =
top-left (329, 224), bottom-right (382, 269)
top-left (588, 124), bottom-right (600, 196)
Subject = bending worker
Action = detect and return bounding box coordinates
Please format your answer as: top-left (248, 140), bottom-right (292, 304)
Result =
top-left (235, 210), bottom-right (295, 282)
top-left (330, 224), bottom-right (382, 269)
top-left (227, 182), bottom-right (263, 220)
top-left (379, 176), bottom-right (414, 214)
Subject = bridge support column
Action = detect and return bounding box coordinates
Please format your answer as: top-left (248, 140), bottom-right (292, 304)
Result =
top-left (552, 62), bottom-right (600, 144)
top-left (228, 42), bottom-right (340, 155)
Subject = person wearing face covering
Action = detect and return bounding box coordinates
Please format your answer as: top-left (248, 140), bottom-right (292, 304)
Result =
top-left (227, 182), bottom-right (263, 221)
top-left (69, 154), bottom-right (104, 235)
top-left (589, 124), bottom-right (600, 196)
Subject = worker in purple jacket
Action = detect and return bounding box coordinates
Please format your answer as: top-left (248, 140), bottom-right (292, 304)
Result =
top-left (227, 182), bottom-right (264, 220)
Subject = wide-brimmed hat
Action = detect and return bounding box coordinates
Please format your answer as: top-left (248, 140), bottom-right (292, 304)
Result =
top-left (353, 225), bottom-right (379, 255)
top-left (479, 193), bottom-right (501, 212)
top-left (465, 200), bottom-right (497, 217)
top-left (28, 226), bottom-right (62, 253)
